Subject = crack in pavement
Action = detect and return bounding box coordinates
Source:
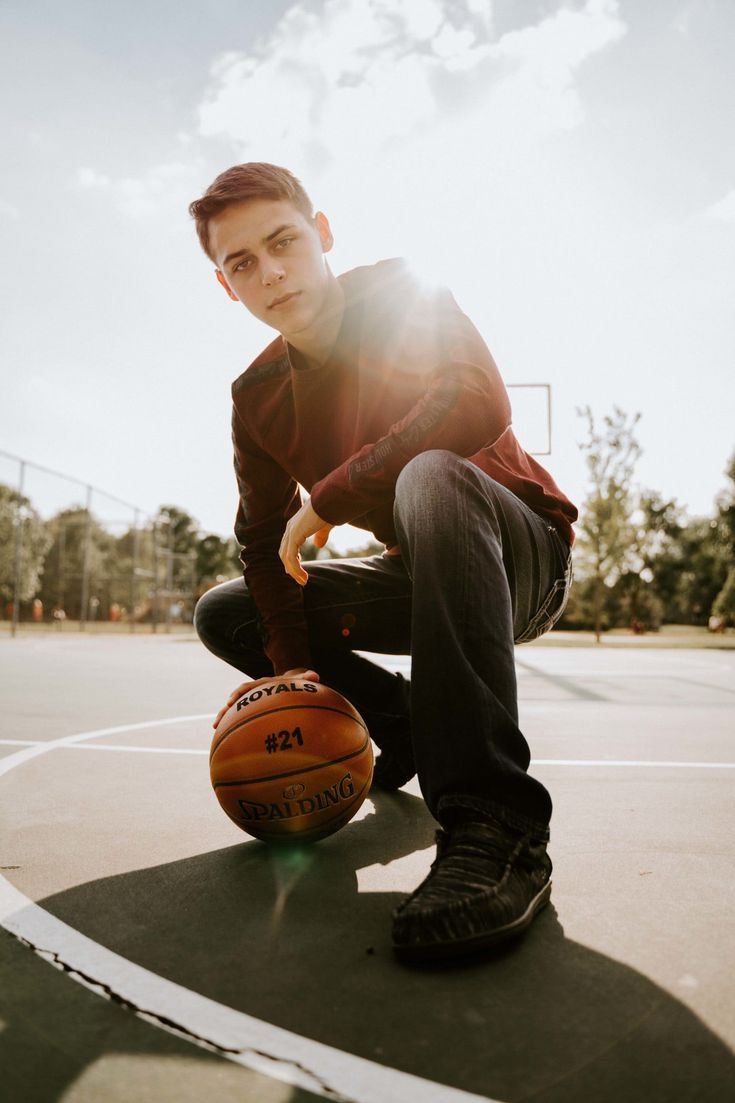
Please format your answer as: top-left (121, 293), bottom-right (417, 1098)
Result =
top-left (11, 928), bottom-right (352, 1103)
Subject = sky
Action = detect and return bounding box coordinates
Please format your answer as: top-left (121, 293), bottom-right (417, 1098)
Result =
top-left (1, 0), bottom-right (733, 551)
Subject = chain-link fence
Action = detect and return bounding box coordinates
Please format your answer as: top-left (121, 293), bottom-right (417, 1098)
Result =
top-left (1, 387), bottom-right (552, 636)
top-left (0, 450), bottom-right (237, 636)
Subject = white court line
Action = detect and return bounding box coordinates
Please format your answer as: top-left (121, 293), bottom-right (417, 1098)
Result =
top-left (2, 738), bottom-right (733, 769)
top-left (0, 717), bottom-right (494, 1103)
top-left (533, 758), bottom-right (735, 769)
top-left (0, 738), bottom-right (208, 755)
top-left (0, 716), bottom-right (211, 780)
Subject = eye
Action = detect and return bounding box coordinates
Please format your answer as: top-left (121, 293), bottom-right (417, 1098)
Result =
top-left (276, 237), bottom-right (294, 249)
top-left (234, 257), bottom-right (254, 272)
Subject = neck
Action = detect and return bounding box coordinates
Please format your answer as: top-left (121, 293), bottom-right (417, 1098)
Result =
top-left (288, 273), bottom-right (345, 367)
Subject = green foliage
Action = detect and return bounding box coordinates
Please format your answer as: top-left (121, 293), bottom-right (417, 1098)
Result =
top-left (650, 516), bottom-right (727, 626)
top-left (616, 491), bottom-right (685, 628)
top-left (196, 532), bottom-right (241, 587)
top-left (712, 568), bottom-right (735, 622)
top-left (7, 441), bottom-right (735, 630)
top-left (37, 507), bottom-right (113, 618)
top-left (0, 484), bottom-right (52, 608)
top-left (573, 405), bottom-right (642, 639)
top-left (711, 451), bottom-right (735, 623)
top-left (323, 537), bottom-right (385, 560)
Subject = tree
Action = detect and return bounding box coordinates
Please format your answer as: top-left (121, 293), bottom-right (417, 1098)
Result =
top-left (574, 406), bottom-right (642, 641)
top-left (0, 484), bottom-right (51, 611)
top-left (712, 450), bottom-right (735, 625)
top-left (615, 491), bottom-right (684, 629)
top-left (659, 517), bottom-right (727, 625)
top-left (196, 533), bottom-right (241, 590)
top-left (105, 523), bottom-right (157, 619)
top-left (38, 507), bottom-right (112, 619)
top-left (154, 504), bottom-right (199, 594)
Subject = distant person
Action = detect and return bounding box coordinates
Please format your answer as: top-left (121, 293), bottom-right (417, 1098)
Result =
top-left (189, 163), bottom-right (577, 962)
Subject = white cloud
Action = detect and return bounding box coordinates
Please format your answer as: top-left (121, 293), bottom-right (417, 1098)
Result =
top-left (492, 0), bottom-right (627, 130)
top-left (74, 160), bottom-right (200, 220)
top-left (70, 1), bottom-right (626, 241)
top-left (188, 0), bottom-right (626, 290)
top-left (672, 3), bottom-right (694, 36)
top-left (77, 166), bottom-right (112, 189)
top-left (196, 0), bottom-right (625, 168)
top-left (0, 198), bottom-right (20, 220)
top-left (703, 188), bottom-right (735, 225)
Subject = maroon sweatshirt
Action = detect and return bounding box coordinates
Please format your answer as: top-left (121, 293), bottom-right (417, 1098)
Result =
top-left (231, 258), bottom-right (577, 673)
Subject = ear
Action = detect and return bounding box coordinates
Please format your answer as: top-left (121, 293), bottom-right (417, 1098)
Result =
top-left (215, 269), bottom-right (239, 302)
top-left (314, 211), bottom-right (334, 254)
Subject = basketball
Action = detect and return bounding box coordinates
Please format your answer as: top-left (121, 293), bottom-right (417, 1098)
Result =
top-left (210, 678), bottom-right (374, 843)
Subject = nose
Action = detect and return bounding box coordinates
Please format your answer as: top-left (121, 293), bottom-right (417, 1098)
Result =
top-left (260, 260), bottom-right (286, 287)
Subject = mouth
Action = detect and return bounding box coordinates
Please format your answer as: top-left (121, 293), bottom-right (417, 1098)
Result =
top-left (268, 291), bottom-right (300, 310)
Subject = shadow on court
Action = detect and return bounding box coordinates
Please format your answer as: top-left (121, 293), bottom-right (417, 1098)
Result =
top-left (4, 790), bottom-right (734, 1103)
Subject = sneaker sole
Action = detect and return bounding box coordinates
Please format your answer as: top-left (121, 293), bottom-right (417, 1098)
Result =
top-left (393, 879), bottom-right (552, 963)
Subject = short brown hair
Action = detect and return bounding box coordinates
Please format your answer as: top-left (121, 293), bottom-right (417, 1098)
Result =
top-left (188, 162), bottom-right (314, 262)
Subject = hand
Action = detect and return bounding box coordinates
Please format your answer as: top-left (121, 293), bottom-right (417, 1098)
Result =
top-left (279, 499), bottom-right (333, 585)
top-left (212, 668), bottom-right (320, 729)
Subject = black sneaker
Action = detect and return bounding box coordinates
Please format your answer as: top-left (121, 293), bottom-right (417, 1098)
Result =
top-left (371, 730), bottom-right (416, 791)
top-left (392, 817), bottom-right (552, 961)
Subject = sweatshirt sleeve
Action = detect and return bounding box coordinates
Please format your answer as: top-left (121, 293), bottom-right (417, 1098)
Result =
top-left (309, 284), bottom-right (512, 525)
top-left (232, 405), bottom-right (312, 674)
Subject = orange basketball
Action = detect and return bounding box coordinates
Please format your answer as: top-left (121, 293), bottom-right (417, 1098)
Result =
top-left (210, 678), bottom-right (373, 843)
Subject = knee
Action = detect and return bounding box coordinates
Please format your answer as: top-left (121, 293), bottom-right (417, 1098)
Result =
top-left (193, 580), bottom-right (254, 653)
top-left (394, 450), bottom-right (503, 546)
top-left (193, 586), bottom-right (224, 650)
top-left (395, 449), bottom-right (461, 506)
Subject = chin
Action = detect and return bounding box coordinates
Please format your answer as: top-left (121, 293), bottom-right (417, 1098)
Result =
top-left (281, 311), bottom-right (316, 340)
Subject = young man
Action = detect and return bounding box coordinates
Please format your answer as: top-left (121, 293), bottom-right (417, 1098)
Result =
top-left (189, 163), bottom-right (577, 962)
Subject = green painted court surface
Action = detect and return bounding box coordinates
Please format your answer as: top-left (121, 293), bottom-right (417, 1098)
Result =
top-left (1, 633), bottom-right (734, 1102)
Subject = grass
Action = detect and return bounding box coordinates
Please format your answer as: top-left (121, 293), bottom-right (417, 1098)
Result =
top-left (2, 621), bottom-right (733, 649)
top-left (0, 619), bottom-right (195, 637)
top-left (530, 625), bottom-right (735, 649)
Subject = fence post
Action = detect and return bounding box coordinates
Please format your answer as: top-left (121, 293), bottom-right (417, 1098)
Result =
top-left (79, 484), bottom-right (93, 631)
top-left (165, 520), bottom-right (174, 633)
top-left (189, 547), bottom-right (197, 624)
top-left (130, 508), bottom-right (140, 634)
top-left (57, 517), bottom-right (67, 617)
top-left (11, 460), bottom-right (26, 638)
top-left (152, 517), bottom-right (160, 633)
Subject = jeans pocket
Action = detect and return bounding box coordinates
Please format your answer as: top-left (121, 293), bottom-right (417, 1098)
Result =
top-left (515, 554), bottom-right (573, 645)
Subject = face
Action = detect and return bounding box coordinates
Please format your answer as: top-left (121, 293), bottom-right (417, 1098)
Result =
top-left (209, 198), bottom-right (336, 341)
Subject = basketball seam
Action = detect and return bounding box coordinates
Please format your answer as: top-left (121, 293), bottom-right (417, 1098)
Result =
top-left (212, 734), bottom-right (371, 787)
top-left (210, 704), bottom-right (367, 761)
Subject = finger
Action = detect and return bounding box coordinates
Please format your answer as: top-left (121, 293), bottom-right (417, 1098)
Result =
top-left (213, 679), bottom-right (265, 728)
top-left (226, 683), bottom-right (250, 706)
top-left (279, 527), bottom-right (297, 576)
top-left (281, 536), bottom-right (308, 585)
top-left (287, 556), bottom-right (308, 586)
top-left (313, 524), bottom-right (333, 549)
top-left (212, 669), bottom-right (321, 728)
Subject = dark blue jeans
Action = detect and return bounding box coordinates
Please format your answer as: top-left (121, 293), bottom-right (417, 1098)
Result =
top-left (195, 451), bottom-right (572, 840)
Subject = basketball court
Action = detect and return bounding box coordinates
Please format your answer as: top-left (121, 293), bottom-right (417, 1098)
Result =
top-left (1, 631), bottom-right (734, 1102)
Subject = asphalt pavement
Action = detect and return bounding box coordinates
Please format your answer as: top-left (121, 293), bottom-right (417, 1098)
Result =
top-left (1, 632), bottom-right (733, 1103)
